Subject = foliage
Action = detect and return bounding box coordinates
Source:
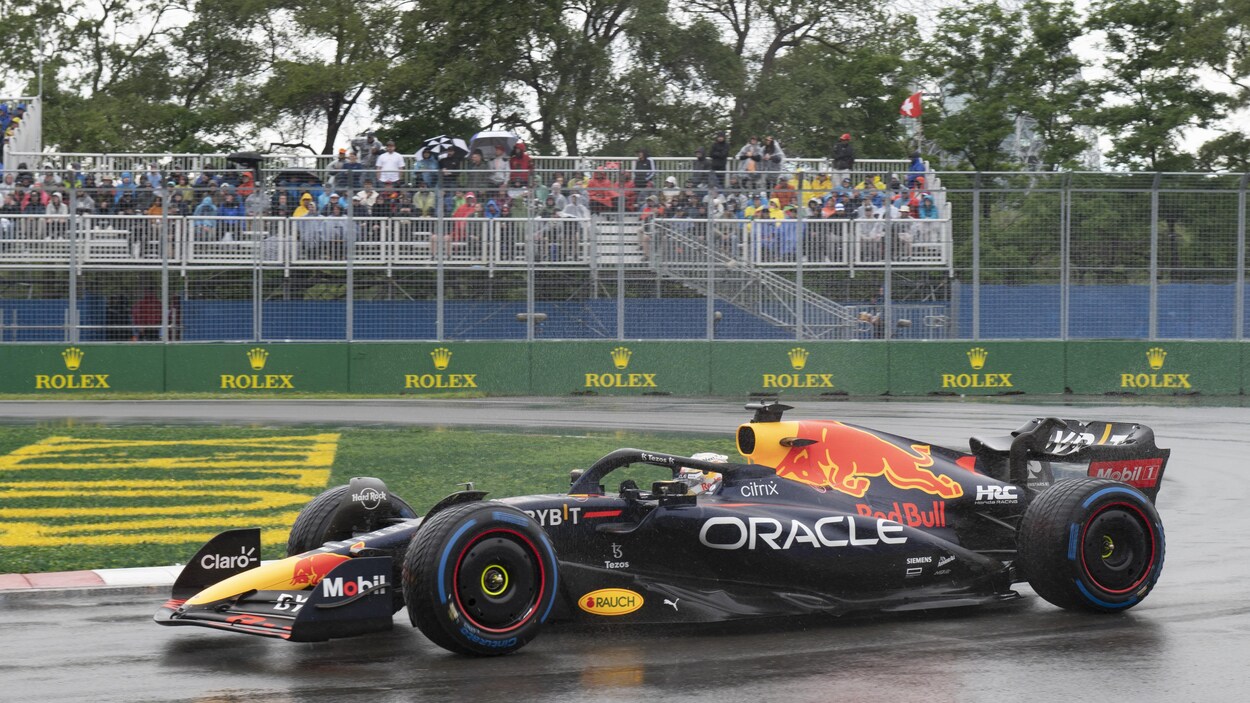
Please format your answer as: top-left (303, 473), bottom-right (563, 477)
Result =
top-left (0, 0), bottom-right (1247, 166)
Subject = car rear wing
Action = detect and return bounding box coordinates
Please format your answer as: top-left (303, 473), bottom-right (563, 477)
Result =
top-left (969, 418), bottom-right (1169, 502)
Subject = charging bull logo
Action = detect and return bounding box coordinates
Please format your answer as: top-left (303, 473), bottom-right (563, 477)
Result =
top-left (754, 421), bottom-right (963, 499)
top-left (288, 553), bottom-right (350, 588)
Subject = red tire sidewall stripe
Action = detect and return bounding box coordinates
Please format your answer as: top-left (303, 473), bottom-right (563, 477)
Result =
top-left (451, 527), bottom-right (546, 635)
top-left (1079, 500), bottom-right (1157, 595)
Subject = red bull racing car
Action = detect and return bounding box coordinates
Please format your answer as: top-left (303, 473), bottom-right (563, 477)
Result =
top-left (156, 403), bottom-right (1168, 655)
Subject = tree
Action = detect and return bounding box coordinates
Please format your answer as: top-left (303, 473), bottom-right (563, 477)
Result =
top-left (920, 3), bottom-right (1026, 171)
top-left (1086, 0), bottom-right (1228, 170)
top-left (258, 0), bottom-right (400, 154)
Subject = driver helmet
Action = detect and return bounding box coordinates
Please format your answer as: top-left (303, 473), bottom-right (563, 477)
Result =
top-left (678, 452), bottom-right (728, 495)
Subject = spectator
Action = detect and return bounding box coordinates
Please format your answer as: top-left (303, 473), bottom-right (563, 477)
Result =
top-left (167, 191), bottom-right (190, 216)
top-left (736, 136), bottom-right (763, 191)
top-left (237, 171), bottom-right (256, 199)
top-left (462, 149), bottom-right (491, 193)
top-left (412, 180), bottom-right (436, 217)
top-left (214, 190), bottom-right (243, 241)
top-left (831, 133), bottom-right (856, 181)
top-left (413, 148), bottom-right (439, 188)
top-left (691, 148), bottom-right (711, 189)
top-left (509, 142), bottom-right (533, 188)
top-left (585, 168), bottom-right (620, 214)
top-left (802, 172), bottom-right (833, 205)
top-left (660, 175), bottom-right (680, 203)
top-left (341, 151), bottom-right (365, 191)
top-left (633, 150), bottom-right (656, 192)
top-left (759, 136), bottom-right (785, 189)
top-left (74, 188), bottom-right (96, 215)
top-left (45, 192), bottom-right (69, 238)
top-left (378, 181), bottom-right (405, 217)
top-left (355, 131), bottom-right (383, 178)
top-left (0, 192), bottom-right (19, 238)
top-left (244, 185), bottom-right (266, 217)
top-left (192, 196), bottom-right (218, 239)
top-left (115, 172), bottom-right (138, 206)
top-left (539, 195), bottom-right (559, 218)
top-left (377, 141), bottom-right (406, 186)
top-left (355, 180), bottom-right (380, 215)
top-left (489, 145), bottom-right (510, 196)
top-left (772, 173), bottom-right (798, 209)
top-left (906, 151), bottom-right (926, 187)
top-left (709, 131), bottom-right (730, 188)
top-left (131, 289), bottom-right (162, 341)
top-left (0, 172), bottom-right (14, 198)
top-left (326, 148), bottom-right (348, 190)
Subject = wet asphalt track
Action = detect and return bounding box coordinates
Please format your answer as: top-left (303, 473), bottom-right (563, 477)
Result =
top-left (2, 397), bottom-right (1249, 702)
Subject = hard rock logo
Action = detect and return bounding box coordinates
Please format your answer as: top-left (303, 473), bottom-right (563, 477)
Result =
top-left (1121, 345), bottom-right (1190, 389)
top-left (788, 347), bottom-right (809, 370)
top-left (430, 347), bottom-right (452, 370)
top-left (940, 346), bottom-right (1012, 390)
top-left (586, 346), bottom-right (656, 388)
top-left (405, 346), bottom-right (477, 389)
top-left (221, 347), bottom-right (294, 389)
top-left (35, 347), bottom-right (110, 389)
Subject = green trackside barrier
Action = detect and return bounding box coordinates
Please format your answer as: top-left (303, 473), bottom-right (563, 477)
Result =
top-left (1066, 341), bottom-right (1240, 395)
top-left (349, 342), bottom-right (531, 394)
top-left (164, 343), bottom-right (350, 392)
top-left (709, 342), bottom-right (889, 396)
top-left (888, 341), bottom-right (1066, 396)
top-left (529, 341), bottom-right (711, 396)
top-left (0, 344), bottom-right (166, 393)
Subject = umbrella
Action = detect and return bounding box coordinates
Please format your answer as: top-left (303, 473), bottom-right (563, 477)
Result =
top-left (422, 135), bottom-right (468, 160)
top-left (468, 130), bottom-right (519, 157)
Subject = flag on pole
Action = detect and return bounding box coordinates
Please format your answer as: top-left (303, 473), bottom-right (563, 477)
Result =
top-left (900, 92), bottom-right (923, 118)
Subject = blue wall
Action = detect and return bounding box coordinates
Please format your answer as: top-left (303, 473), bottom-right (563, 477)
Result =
top-left (4, 284), bottom-right (1246, 341)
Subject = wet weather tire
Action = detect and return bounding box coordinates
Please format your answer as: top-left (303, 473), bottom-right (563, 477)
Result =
top-left (287, 484), bottom-right (418, 612)
top-left (286, 485), bottom-right (418, 555)
top-left (1018, 478), bottom-right (1164, 612)
top-left (403, 502), bottom-right (559, 656)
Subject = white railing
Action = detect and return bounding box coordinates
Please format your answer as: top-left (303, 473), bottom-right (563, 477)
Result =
top-left (0, 213), bottom-right (949, 269)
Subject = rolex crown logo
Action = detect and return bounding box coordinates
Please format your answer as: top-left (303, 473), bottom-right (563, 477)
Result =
top-left (430, 347), bottom-right (452, 371)
top-left (611, 346), bottom-right (633, 370)
top-left (967, 347), bottom-right (988, 370)
top-left (62, 347), bottom-right (84, 371)
top-left (788, 347), bottom-right (809, 370)
top-left (1146, 347), bottom-right (1167, 370)
top-left (247, 347), bottom-right (269, 371)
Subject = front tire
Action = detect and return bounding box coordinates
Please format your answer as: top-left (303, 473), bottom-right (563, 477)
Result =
top-left (1018, 478), bottom-right (1165, 612)
top-left (403, 502), bottom-right (559, 656)
top-left (287, 484), bottom-right (418, 612)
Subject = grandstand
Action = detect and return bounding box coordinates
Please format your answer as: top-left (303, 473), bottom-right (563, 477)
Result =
top-left (1, 146), bottom-right (1244, 344)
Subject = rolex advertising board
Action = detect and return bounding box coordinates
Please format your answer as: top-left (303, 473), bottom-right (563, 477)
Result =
top-left (529, 342), bottom-right (711, 396)
top-left (888, 342), bottom-right (1066, 395)
top-left (164, 344), bottom-right (350, 392)
top-left (708, 342), bottom-right (888, 396)
top-left (0, 344), bottom-right (165, 393)
top-left (1065, 341), bottom-right (1239, 395)
top-left (349, 343), bottom-right (530, 394)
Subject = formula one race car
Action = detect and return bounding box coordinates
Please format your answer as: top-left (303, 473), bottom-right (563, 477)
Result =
top-left (156, 403), bottom-right (1169, 655)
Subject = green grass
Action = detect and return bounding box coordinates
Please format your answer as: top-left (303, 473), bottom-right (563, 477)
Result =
top-left (0, 423), bottom-right (735, 574)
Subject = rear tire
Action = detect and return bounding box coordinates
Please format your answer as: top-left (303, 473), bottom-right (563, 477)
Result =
top-left (403, 501), bottom-right (559, 656)
top-left (1018, 478), bottom-right (1164, 612)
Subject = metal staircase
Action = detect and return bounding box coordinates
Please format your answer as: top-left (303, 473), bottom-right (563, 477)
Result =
top-left (646, 220), bottom-right (862, 339)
